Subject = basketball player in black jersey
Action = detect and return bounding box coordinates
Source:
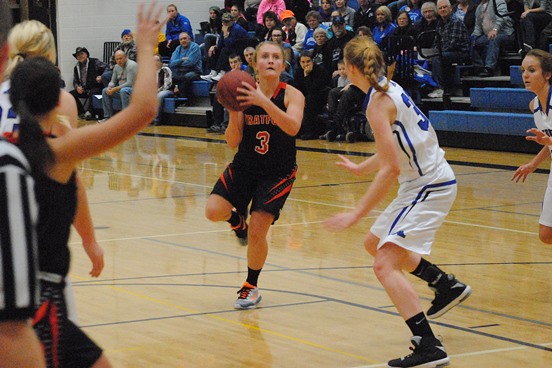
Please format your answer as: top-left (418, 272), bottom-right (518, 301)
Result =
top-left (0, 1), bottom-right (45, 366)
top-left (9, 4), bottom-right (166, 367)
top-left (205, 41), bottom-right (305, 309)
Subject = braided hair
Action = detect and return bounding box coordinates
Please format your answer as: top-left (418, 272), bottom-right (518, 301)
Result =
top-left (343, 36), bottom-right (389, 92)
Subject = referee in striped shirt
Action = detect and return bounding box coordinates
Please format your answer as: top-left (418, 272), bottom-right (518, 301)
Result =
top-left (0, 1), bottom-right (45, 366)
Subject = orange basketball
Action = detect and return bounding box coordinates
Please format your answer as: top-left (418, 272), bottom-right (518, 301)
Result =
top-left (215, 70), bottom-right (256, 111)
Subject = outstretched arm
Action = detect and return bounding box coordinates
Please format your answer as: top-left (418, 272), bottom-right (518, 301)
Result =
top-left (325, 92), bottom-right (399, 231)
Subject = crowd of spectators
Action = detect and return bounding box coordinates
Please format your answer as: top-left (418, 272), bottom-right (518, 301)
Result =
top-left (75, 0), bottom-right (552, 135)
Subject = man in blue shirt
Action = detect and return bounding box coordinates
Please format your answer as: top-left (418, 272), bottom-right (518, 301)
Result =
top-left (169, 31), bottom-right (202, 100)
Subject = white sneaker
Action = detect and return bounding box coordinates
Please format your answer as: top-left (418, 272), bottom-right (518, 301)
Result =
top-left (200, 70), bottom-right (217, 81)
top-left (83, 111), bottom-right (93, 120)
top-left (212, 71), bottom-right (225, 81)
top-left (428, 89), bottom-right (444, 98)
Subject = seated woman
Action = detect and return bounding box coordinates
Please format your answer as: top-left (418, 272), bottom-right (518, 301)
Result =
top-left (294, 50), bottom-right (332, 140)
top-left (394, 10), bottom-right (417, 38)
top-left (372, 5), bottom-right (396, 47)
top-left (231, 4), bottom-right (250, 31)
top-left (319, 0), bottom-right (335, 26)
top-left (256, 11), bottom-right (282, 42)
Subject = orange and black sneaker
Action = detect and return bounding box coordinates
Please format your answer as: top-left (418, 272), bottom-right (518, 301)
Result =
top-left (234, 282), bottom-right (262, 310)
top-left (230, 211), bottom-right (248, 246)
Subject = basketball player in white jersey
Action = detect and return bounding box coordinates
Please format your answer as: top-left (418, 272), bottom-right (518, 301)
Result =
top-left (513, 49), bottom-right (552, 243)
top-left (324, 36), bottom-right (471, 368)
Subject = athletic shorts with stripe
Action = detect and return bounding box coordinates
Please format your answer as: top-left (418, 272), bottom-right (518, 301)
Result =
top-left (211, 162), bottom-right (297, 221)
top-left (33, 280), bottom-right (102, 368)
top-left (371, 162), bottom-right (457, 255)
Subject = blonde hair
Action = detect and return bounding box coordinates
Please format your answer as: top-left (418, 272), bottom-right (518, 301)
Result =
top-left (5, 20), bottom-right (56, 78)
top-left (343, 36), bottom-right (388, 92)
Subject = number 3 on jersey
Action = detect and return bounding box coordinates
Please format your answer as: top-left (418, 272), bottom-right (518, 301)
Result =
top-left (255, 131), bottom-right (270, 155)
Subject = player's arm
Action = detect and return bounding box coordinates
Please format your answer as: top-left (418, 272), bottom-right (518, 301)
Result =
top-left (350, 93), bottom-right (399, 218)
top-left (73, 175), bottom-right (104, 277)
top-left (52, 95), bottom-right (104, 277)
top-left (237, 82), bottom-right (304, 136)
top-left (225, 110), bottom-right (244, 148)
top-left (325, 93), bottom-right (399, 231)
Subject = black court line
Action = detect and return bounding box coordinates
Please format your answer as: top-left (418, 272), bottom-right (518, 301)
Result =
top-left (76, 282), bottom-right (552, 354)
top-left (72, 237), bottom-right (552, 329)
top-left (139, 132), bottom-right (550, 174)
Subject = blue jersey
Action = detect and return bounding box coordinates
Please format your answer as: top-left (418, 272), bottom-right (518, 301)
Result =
top-left (364, 80), bottom-right (447, 183)
top-left (0, 80), bottom-right (18, 134)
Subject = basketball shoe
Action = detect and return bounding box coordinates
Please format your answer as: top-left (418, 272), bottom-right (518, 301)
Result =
top-left (234, 282), bottom-right (262, 309)
top-left (230, 210), bottom-right (248, 246)
top-left (388, 336), bottom-right (449, 368)
top-left (427, 274), bottom-right (472, 319)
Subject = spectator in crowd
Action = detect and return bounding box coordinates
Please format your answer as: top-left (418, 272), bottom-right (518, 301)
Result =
top-left (520, 0), bottom-right (552, 50)
top-left (243, 46), bottom-right (256, 76)
top-left (154, 53), bottom-right (173, 124)
top-left (320, 59), bottom-right (355, 140)
top-left (201, 12), bottom-right (249, 82)
top-left (319, 0), bottom-right (335, 24)
top-left (257, 10), bottom-right (282, 41)
top-left (356, 25), bottom-right (373, 36)
top-left (353, 0), bottom-right (378, 31)
top-left (452, 0), bottom-right (477, 35)
top-left (471, 0), bottom-right (515, 77)
top-left (327, 15), bottom-right (355, 76)
top-left (285, 0), bottom-right (312, 23)
top-left (294, 50), bottom-right (332, 140)
top-left (413, 1), bottom-right (438, 47)
top-left (304, 10), bottom-right (329, 50)
top-left (399, 0), bottom-right (422, 23)
top-left (335, 0), bottom-right (356, 27)
top-left (428, 0), bottom-right (470, 98)
top-left (394, 10), bottom-right (417, 37)
top-left (256, 0), bottom-right (287, 25)
top-left (199, 6), bottom-right (223, 62)
top-left (158, 3), bottom-right (194, 58)
top-left (231, 4), bottom-right (251, 30)
top-left (100, 50), bottom-right (137, 122)
top-left (101, 29), bottom-right (137, 86)
top-left (281, 9), bottom-right (309, 55)
top-left (312, 27), bottom-right (331, 70)
top-left (69, 46), bottom-right (107, 120)
top-left (207, 53), bottom-right (247, 134)
top-left (0, 1), bottom-right (45, 365)
top-left (169, 31), bottom-right (202, 100)
top-left (373, 5), bottom-right (396, 46)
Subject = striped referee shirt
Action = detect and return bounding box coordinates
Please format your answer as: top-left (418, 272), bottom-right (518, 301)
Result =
top-left (0, 139), bottom-right (39, 320)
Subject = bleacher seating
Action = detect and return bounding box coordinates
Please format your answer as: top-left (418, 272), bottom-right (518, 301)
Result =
top-left (430, 110), bottom-right (533, 136)
top-left (470, 87), bottom-right (533, 111)
top-left (510, 65), bottom-right (523, 87)
top-left (428, 84), bottom-right (538, 153)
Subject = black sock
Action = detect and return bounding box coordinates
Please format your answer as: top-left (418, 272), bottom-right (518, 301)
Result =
top-left (411, 258), bottom-right (447, 286)
top-left (405, 312), bottom-right (435, 339)
top-left (227, 210), bottom-right (241, 227)
top-left (246, 267), bottom-right (261, 287)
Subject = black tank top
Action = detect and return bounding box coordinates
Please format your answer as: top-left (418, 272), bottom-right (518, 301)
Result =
top-left (35, 172), bottom-right (77, 277)
top-left (233, 82), bottom-right (297, 176)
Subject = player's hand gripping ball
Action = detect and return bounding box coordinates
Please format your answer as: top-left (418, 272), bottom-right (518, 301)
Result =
top-left (216, 70), bottom-right (257, 111)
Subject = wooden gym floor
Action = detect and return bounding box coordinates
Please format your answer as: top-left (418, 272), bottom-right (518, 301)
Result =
top-left (68, 124), bottom-right (551, 367)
